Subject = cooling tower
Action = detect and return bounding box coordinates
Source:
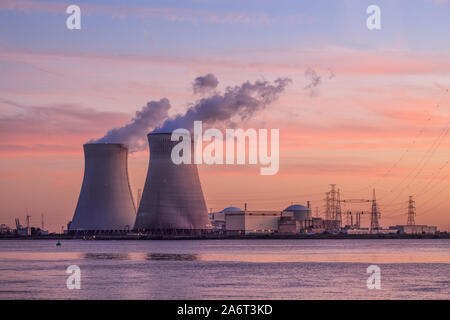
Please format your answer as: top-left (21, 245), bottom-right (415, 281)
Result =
top-left (70, 143), bottom-right (136, 231)
top-left (134, 133), bottom-right (209, 230)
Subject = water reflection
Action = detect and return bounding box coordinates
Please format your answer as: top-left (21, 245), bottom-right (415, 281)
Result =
top-left (0, 250), bottom-right (448, 264)
top-left (83, 253), bottom-right (130, 260)
top-left (81, 252), bottom-right (200, 261)
top-left (0, 240), bottom-right (449, 299)
top-left (146, 253), bottom-right (199, 261)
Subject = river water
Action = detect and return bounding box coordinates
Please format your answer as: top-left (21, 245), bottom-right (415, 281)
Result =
top-left (0, 239), bottom-right (448, 299)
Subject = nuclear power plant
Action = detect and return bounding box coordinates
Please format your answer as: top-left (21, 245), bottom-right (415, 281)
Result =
top-left (134, 133), bottom-right (209, 231)
top-left (66, 139), bottom-right (438, 236)
top-left (69, 143), bottom-right (136, 231)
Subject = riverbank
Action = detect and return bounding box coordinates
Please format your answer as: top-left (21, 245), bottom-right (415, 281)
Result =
top-left (0, 232), bottom-right (449, 240)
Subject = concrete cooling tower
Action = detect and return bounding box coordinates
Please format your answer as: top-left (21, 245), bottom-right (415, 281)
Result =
top-left (70, 143), bottom-right (136, 231)
top-left (134, 133), bottom-right (209, 231)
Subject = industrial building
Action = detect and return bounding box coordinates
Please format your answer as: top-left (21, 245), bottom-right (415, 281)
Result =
top-left (70, 143), bottom-right (137, 231)
top-left (223, 207), bottom-right (280, 234)
top-left (134, 133), bottom-right (210, 231)
top-left (389, 225), bottom-right (437, 235)
top-left (278, 204), bottom-right (313, 233)
top-left (0, 224), bottom-right (11, 235)
top-left (10, 216), bottom-right (49, 236)
top-left (209, 203), bottom-right (318, 235)
top-left (278, 213), bottom-right (301, 234)
top-left (209, 210), bottom-right (225, 230)
top-left (344, 228), bottom-right (398, 235)
top-left (309, 217), bottom-right (326, 233)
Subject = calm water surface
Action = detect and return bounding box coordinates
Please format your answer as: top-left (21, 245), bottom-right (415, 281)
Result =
top-left (0, 239), bottom-right (449, 299)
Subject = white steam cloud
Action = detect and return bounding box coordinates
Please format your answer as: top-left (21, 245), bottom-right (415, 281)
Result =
top-left (90, 98), bottom-right (170, 152)
top-left (153, 76), bottom-right (292, 133)
top-left (90, 74), bottom-right (291, 152)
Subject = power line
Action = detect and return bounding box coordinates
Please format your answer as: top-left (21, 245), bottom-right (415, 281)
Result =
top-left (380, 121), bottom-right (450, 204)
top-left (368, 102), bottom-right (442, 192)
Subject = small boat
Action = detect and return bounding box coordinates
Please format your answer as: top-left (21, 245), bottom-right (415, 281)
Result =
top-left (56, 241), bottom-right (61, 246)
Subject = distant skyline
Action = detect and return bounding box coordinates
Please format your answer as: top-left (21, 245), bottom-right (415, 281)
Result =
top-left (0, 0), bottom-right (449, 232)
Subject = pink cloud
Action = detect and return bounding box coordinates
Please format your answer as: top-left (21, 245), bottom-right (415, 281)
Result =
top-left (0, 98), bottom-right (130, 154)
top-left (2, 47), bottom-right (450, 79)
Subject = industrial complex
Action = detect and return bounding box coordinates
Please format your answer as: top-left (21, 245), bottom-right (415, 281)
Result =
top-left (206, 185), bottom-right (437, 236)
top-left (208, 202), bottom-right (437, 236)
top-left (1, 133), bottom-right (439, 238)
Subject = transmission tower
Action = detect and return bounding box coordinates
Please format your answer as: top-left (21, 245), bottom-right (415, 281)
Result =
top-left (325, 192), bottom-right (330, 220)
top-left (407, 196), bottom-right (416, 226)
top-left (324, 184), bottom-right (338, 220)
top-left (330, 184), bottom-right (337, 220)
top-left (336, 189), bottom-right (342, 227)
top-left (346, 210), bottom-right (351, 227)
top-left (370, 189), bottom-right (380, 230)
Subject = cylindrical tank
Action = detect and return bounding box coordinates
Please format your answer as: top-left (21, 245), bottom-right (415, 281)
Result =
top-left (134, 133), bottom-right (209, 230)
top-left (70, 143), bottom-right (136, 231)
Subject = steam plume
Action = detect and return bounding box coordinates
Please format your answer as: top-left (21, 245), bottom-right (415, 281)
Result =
top-left (193, 73), bottom-right (219, 94)
top-left (90, 98), bottom-right (170, 152)
top-left (154, 76), bottom-right (291, 133)
top-left (89, 74), bottom-right (291, 152)
top-left (304, 68), bottom-right (321, 97)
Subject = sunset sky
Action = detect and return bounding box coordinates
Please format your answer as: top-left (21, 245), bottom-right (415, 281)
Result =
top-left (0, 0), bottom-right (449, 232)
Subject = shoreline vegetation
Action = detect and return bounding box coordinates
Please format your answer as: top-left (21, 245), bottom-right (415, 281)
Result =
top-left (0, 233), bottom-right (449, 240)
